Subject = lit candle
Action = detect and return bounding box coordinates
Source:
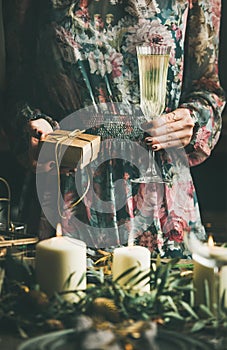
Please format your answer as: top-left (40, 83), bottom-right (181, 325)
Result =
top-left (193, 235), bottom-right (227, 309)
top-left (112, 245), bottom-right (151, 292)
top-left (35, 223), bottom-right (86, 300)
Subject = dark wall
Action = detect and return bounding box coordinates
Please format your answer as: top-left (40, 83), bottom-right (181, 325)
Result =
top-left (220, 1), bottom-right (227, 96)
top-left (191, 1), bottom-right (227, 217)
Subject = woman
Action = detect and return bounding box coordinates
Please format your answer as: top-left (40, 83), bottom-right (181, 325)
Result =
top-left (2, 0), bottom-right (226, 257)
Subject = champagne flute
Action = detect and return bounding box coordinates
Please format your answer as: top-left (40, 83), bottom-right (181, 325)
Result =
top-left (132, 45), bottom-right (171, 184)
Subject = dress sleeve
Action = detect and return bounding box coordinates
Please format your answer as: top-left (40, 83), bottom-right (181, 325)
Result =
top-left (179, 0), bottom-right (226, 167)
top-left (2, 0), bottom-right (57, 165)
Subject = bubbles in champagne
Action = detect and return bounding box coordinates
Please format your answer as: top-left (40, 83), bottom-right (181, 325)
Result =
top-left (136, 46), bottom-right (171, 120)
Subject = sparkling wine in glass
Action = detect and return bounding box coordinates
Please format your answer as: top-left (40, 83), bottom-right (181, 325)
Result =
top-left (132, 45), bottom-right (171, 184)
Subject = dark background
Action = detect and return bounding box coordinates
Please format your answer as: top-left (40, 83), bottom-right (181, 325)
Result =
top-left (191, 1), bottom-right (227, 238)
top-left (0, 2), bottom-right (227, 237)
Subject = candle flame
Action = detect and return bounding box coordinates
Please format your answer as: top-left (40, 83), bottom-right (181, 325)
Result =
top-left (56, 223), bottom-right (63, 237)
top-left (208, 235), bottom-right (214, 247)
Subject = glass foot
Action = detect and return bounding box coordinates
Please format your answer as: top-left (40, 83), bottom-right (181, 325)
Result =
top-left (131, 174), bottom-right (171, 184)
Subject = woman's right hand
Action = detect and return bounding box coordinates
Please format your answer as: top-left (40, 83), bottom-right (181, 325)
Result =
top-left (27, 118), bottom-right (54, 173)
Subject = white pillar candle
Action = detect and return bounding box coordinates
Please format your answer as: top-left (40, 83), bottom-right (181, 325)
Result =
top-left (193, 242), bottom-right (227, 309)
top-left (112, 246), bottom-right (151, 292)
top-left (36, 225), bottom-right (86, 300)
top-left (186, 233), bottom-right (227, 309)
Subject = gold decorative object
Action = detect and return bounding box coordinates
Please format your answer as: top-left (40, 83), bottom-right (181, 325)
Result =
top-left (91, 297), bottom-right (120, 323)
top-left (0, 177), bottom-right (38, 259)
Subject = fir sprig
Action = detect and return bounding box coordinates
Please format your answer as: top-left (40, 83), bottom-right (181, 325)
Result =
top-left (1, 251), bottom-right (227, 338)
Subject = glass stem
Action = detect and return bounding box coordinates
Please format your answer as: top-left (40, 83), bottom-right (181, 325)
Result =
top-left (147, 149), bottom-right (157, 176)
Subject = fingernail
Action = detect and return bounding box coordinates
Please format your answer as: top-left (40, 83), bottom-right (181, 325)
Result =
top-left (146, 137), bottom-right (153, 144)
top-left (49, 161), bottom-right (56, 169)
top-left (33, 129), bottom-right (42, 139)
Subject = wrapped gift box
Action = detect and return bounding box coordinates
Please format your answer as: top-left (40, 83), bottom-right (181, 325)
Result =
top-left (39, 130), bottom-right (101, 169)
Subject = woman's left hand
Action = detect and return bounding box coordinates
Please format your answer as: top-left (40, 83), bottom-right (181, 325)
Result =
top-left (144, 108), bottom-right (195, 151)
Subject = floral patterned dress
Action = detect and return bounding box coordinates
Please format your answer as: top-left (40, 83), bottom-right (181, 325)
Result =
top-left (2, 0), bottom-right (226, 257)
